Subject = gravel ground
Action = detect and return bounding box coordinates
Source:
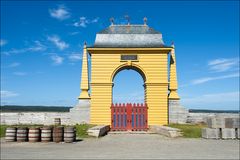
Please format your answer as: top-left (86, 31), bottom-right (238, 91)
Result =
top-left (1, 134), bottom-right (239, 159)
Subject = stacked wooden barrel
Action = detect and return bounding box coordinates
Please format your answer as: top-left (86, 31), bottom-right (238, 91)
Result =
top-left (28, 128), bottom-right (40, 142)
top-left (5, 127), bottom-right (16, 142)
top-left (53, 126), bottom-right (64, 143)
top-left (41, 126), bottom-right (52, 142)
top-left (54, 118), bottom-right (61, 125)
top-left (64, 127), bottom-right (75, 143)
top-left (5, 126), bottom-right (76, 143)
top-left (17, 127), bottom-right (28, 142)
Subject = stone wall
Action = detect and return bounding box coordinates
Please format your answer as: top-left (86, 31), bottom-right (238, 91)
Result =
top-left (1, 110), bottom-right (239, 125)
top-left (0, 101), bottom-right (91, 125)
top-left (187, 112), bottom-right (239, 124)
top-left (0, 112), bottom-right (72, 125)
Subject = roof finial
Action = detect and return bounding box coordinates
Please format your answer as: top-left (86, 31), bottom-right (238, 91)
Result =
top-left (143, 17), bottom-right (147, 25)
top-left (110, 17), bottom-right (114, 25)
top-left (84, 41), bottom-right (87, 48)
top-left (125, 15), bottom-right (130, 25)
top-left (171, 41), bottom-right (175, 48)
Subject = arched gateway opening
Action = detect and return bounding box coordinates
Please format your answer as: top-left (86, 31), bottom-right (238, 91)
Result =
top-left (111, 66), bottom-right (148, 131)
top-left (112, 69), bottom-right (145, 104)
top-left (76, 22), bottom-right (182, 129)
top-left (112, 65), bottom-right (146, 103)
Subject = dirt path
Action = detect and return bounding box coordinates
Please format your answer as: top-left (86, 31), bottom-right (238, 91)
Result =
top-left (1, 134), bottom-right (239, 159)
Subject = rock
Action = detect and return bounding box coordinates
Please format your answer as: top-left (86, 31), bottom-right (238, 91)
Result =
top-left (236, 128), bottom-right (240, 139)
top-left (87, 125), bottom-right (110, 137)
top-left (202, 128), bottom-right (220, 139)
top-left (221, 128), bottom-right (236, 139)
top-left (206, 117), bottom-right (225, 128)
top-left (225, 118), bottom-right (240, 128)
top-left (149, 125), bottom-right (182, 138)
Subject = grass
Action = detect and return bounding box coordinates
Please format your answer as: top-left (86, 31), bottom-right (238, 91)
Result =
top-left (168, 123), bottom-right (207, 138)
top-left (1, 123), bottom-right (206, 138)
top-left (0, 125), bottom-right (8, 138)
top-left (0, 124), bottom-right (95, 138)
top-left (75, 124), bottom-right (96, 138)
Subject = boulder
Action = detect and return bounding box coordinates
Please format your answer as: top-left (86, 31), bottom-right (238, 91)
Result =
top-left (202, 128), bottom-right (220, 139)
top-left (87, 125), bottom-right (110, 137)
top-left (149, 125), bottom-right (182, 138)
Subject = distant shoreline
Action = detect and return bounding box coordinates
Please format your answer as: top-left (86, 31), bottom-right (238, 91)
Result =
top-left (0, 105), bottom-right (239, 113)
top-left (188, 109), bottom-right (239, 114)
top-left (0, 105), bottom-right (72, 112)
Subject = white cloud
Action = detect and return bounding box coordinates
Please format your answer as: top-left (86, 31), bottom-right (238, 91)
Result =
top-left (181, 57), bottom-right (240, 87)
top-left (35, 71), bottom-right (44, 74)
top-left (7, 62), bottom-right (20, 68)
top-left (0, 39), bottom-right (7, 46)
top-left (182, 91), bottom-right (239, 109)
top-left (1, 41), bottom-right (46, 55)
top-left (208, 58), bottom-right (239, 72)
top-left (48, 35), bottom-right (69, 50)
top-left (51, 55), bottom-right (64, 65)
top-left (191, 73), bottom-right (239, 85)
top-left (73, 17), bottom-right (99, 27)
top-left (91, 17), bottom-right (99, 23)
top-left (1, 90), bottom-right (19, 98)
top-left (13, 72), bottom-right (27, 76)
top-left (73, 17), bottom-right (87, 27)
top-left (49, 5), bottom-right (70, 20)
top-left (28, 41), bottom-right (46, 51)
top-left (113, 91), bottom-right (144, 103)
top-left (68, 53), bottom-right (82, 61)
top-left (69, 32), bottom-right (79, 36)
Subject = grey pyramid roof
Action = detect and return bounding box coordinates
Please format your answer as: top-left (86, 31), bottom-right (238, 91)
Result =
top-left (93, 25), bottom-right (166, 48)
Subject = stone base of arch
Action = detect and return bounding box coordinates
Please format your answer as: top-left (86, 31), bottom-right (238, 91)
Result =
top-left (168, 100), bottom-right (188, 124)
top-left (69, 99), bottom-right (90, 124)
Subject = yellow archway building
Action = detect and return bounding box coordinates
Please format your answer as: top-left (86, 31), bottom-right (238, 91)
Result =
top-left (78, 23), bottom-right (180, 126)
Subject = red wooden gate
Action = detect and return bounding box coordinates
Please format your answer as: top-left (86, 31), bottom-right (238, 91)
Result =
top-left (111, 103), bottom-right (148, 131)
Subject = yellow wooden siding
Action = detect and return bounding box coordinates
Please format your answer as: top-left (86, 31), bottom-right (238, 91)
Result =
top-left (89, 50), bottom-right (169, 126)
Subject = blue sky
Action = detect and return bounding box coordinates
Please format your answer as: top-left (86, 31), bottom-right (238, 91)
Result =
top-left (1, 1), bottom-right (239, 110)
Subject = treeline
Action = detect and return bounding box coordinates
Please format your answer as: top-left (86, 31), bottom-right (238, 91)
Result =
top-left (189, 109), bottom-right (239, 113)
top-left (0, 105), bottom-right (72, 112)
top-left (1, 105), bottom-right (239, 113)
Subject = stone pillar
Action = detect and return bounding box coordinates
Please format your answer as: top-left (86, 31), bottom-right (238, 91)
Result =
top-left (70, 99), bottom-right (90, 124)
top-left (168, 100), bottom-right (188, 124)
top-left (168, 43), bottom-right (188, 124)
top-left (78, 42), bottom-right (90, 99)
top-left (168, 43), bottom-right (180, 100)
top-left (70, 42), bottom-right (90, 124)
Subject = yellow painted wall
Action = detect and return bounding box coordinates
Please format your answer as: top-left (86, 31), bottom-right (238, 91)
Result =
top-left (88, 48), bottom-right (171, 126)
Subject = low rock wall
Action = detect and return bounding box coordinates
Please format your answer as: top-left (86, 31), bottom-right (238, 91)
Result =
top-left (1, 111), bottom-right (239, 125)
top-left (187, 113), bottom-right (239, 124)
top-left (0, 112), bottom-right (72, 125)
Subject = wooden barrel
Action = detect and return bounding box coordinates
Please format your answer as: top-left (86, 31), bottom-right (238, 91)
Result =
top-left (54, 118), bottom-right (61, 125)
top-left (41, 127), bottom-right (52, 142)
top-left (64, 127), bottom-right (75, 143)
top-left (28, 128), bottom-right (40, 142)
top-left (53, 126), bottom-right (63, 143)
top-left (17, 127), bottom-right (28, 142)
top-left (5, 127), bottom-right (16, 142)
